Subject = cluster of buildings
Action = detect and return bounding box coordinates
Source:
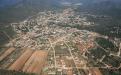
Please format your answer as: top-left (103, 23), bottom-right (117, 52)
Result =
top-left (2, 8), bottom-right (120, 75)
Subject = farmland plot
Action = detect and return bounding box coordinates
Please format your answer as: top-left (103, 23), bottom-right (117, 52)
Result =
top-left (8, 48), bottom-right (34, 71)
top-left (0, 47), bottom-right (15, 62)
top-left (23, 50), bottom-right (48, 74)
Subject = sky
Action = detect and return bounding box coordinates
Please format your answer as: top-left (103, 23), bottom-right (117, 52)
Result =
top-left (0, 0), bottom-right (121, 7)
top-left (0, 0), bottom-right (22, 7)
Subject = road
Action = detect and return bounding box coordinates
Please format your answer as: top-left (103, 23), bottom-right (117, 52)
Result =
top-left (64, 41), bottom-right (81, 75)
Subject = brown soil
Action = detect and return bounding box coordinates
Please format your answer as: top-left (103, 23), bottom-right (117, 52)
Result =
top-left (22, 50), bottom-right (48, 74)
top-left (0, 47), bottom-right (15, 62)
top-left (8, 48), bottom-right (34, 71)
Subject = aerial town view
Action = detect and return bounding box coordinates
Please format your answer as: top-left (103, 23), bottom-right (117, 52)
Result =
top-left (0, 0), bottom-right (121, 75)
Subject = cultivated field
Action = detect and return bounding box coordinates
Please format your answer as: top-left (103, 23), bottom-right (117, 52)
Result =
top-left (8, 48), bottom-right (34, 71)
top-left (6, 48), bottom-right (48, 74)
top-left (23, 50), bottom-right (48, 74)
top-left (0, 47), bottom-right (15, 62)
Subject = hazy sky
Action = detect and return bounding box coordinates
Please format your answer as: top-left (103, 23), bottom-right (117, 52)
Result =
top-left (0, 0), bottom-right (121, 8)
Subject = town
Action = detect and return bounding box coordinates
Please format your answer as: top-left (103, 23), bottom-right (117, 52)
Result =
top-left (0, 8), bottom-right (121, 75)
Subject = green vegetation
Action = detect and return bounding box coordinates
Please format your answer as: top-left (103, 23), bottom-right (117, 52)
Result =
top-left (95, 37), bottom-right (118, 52)
top-left (0, 6), bottom-right (40, 23)
top-left (90, 47), bottom-right (107, 59)
top-left (0, 25), bottom-right (15, 45)
top-left (100, 68), bottom-right (121, 75)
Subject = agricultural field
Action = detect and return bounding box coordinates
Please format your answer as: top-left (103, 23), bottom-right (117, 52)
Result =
top-left (0, 47), bottom-right (48, 74)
